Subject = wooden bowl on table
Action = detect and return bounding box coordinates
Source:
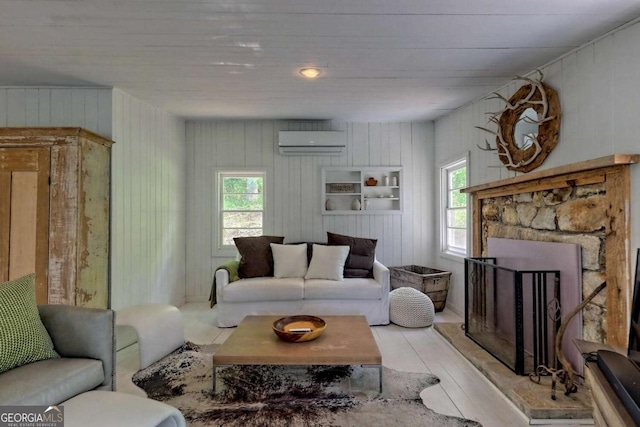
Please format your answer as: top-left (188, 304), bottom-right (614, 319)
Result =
top-left (272, 315), bottom-right (327, 343)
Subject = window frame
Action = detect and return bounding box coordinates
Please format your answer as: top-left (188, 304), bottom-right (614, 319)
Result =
top-left (439, 154), bottom-right (469, 261)
top-left (214, 168), bottom-right (268, 256)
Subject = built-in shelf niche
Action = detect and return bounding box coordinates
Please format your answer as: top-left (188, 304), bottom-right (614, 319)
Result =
top-left (321, 166), bottom-right (402, 215)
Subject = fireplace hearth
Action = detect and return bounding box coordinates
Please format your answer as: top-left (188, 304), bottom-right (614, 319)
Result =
top-left (435, 322), bottom-right (593, 421)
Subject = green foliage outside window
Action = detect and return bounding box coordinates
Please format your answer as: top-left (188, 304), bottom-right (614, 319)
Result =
top-left (448, 167), bottom-right (467, 208)
top-left (450, 167), bottom-right (466, 189)
top-left (223, 177), bottom-right (264, 210)
top-left (447, 209), bottom-right (467, 227)
top-left (220, 174), bottom-right (265, 246)
top-left (442, 160), bottom-right (467, 256)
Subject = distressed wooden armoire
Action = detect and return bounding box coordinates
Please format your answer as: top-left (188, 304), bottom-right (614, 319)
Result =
top-left (0, 127), bottom-right (113, 308)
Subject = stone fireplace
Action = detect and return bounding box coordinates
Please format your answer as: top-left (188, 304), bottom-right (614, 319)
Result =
top-left (463, 154), bottom-right (639, 349)
top-left (434, 155), bottom-right (640, 421)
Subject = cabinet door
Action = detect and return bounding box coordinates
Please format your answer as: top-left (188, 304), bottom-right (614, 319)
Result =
top-left (0, 148), bottom-right (50, 303)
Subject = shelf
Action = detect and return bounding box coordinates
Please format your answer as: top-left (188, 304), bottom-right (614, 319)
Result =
top-left (321, 210), bottom-right (402, 215)
top-left (322, 166), bottom-right (402, 215)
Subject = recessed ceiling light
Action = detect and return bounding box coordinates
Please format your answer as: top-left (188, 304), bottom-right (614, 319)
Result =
top-left (299, 67), bottom-right (322, 78)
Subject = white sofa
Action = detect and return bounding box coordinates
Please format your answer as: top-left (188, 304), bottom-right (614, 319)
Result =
top-left (214, 260), bottom-right (390, 327)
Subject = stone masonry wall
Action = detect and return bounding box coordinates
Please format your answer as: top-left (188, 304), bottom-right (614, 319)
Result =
top-left (481, 183), bottom-right (607, 342)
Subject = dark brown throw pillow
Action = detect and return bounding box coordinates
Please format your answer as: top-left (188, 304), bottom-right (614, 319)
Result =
top-left (286, 242), bottom-right (327, 265)
top-left (327, 232), bottom-right (377, 278)
top-left (234, 236), bottom-right (285, 278)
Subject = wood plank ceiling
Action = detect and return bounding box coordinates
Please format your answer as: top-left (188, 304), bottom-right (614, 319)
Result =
top-left (0, 0), bottom-right (639, 121)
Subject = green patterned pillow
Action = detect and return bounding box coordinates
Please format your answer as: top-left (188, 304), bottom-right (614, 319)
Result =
top-left (0, 274), bottom-right (60, 374)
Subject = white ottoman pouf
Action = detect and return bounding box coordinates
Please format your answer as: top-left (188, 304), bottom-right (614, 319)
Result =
top-left (389, 287), bottom-right (435, 328)
top-left (63, 391), bottom-right (186, 427)
top-left (116, 304), bottom-right (184, 369)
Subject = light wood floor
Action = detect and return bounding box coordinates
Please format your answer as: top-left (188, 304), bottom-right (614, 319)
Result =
top-left (116, 303), bottom-right (588, 426)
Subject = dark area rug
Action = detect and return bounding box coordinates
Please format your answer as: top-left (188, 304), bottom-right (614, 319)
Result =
top-left (132, 342), bottom-right (482, 427)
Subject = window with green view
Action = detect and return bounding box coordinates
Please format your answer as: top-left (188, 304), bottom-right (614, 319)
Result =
top-left (219, 172), bottom-right (265, 246)
top-left (441, 158), bottom-right (468, 256)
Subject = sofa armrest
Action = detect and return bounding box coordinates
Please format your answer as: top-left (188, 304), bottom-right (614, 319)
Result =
top-left (215, 269), bottom-right (230, 302)
top-left (38, 305), bottom-right (115, 391)
top-left (373, 260), bottom-right (390, 293)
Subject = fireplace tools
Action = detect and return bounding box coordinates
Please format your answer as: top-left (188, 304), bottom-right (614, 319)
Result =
top-left (529, 282), bottom-right (607, 400)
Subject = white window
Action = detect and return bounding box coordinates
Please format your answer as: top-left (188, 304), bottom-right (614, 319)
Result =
top-left (217, 171), bottom-right (265, 249)
top-left (440, 156), bottom-right (468, 258)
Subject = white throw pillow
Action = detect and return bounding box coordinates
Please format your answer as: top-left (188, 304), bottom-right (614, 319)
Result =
top-left (305, 244), bottom-right (350, 281)
top-left (270, 243), bottom-right (308, 278)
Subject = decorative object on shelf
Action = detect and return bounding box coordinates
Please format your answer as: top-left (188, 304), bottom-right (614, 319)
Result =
top-left (329, 183), bottom-right (355, 193)
top-left (272, 315), bottom-right (326, 342)
top-left (351, 198), bottom-right (361, 210)
top-left (325, 198), bottom-right (336, 211)
top-left (475, 70), bottom-right (561, 173)
top-left (365, 177), bottom-right (378, 186)
top-left (364, 199), bottom-right (369, 210)
top-left (392, 176), bottom-right (398, 186)
top-left (383, 175), bottom-right (389, 186)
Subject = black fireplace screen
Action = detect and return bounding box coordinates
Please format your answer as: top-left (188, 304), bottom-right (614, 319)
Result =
top-left (465, 257), bottom-right (561, 375)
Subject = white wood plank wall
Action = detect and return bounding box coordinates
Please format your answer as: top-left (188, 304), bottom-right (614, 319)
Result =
top-left (434, 20), bottom-right (640, 315)
top-left (0, 87), bottom-right (112, 136)
top-left (110, 89), bottom-right (187, 309)
top-left (185, 120), bottom-right (435, 302)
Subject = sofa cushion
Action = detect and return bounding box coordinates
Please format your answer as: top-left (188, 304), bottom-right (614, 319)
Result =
top-left (327, 232), bottom-right (377, 278)
top-left (223, 277), bottom-right (304, 302)
top-left (305, 244), bottom-right (350, 281)
top-left (271, 243), bottom-right (308, 278)
top-left (0, 274), bottom-right (59, 374)
top-left (304, 278), bottom-right (382, 300)
top-left (234, 236), bottom-right (284, 278)
top-left (0, 357), bottom-right (104, 405)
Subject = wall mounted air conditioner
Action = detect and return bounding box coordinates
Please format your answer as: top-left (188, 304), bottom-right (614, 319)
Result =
top-left (278, 131), bottom-right (346, 156)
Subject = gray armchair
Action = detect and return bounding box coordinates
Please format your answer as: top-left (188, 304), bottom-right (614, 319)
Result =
top-left (0, 305), bottom-right (115, 405)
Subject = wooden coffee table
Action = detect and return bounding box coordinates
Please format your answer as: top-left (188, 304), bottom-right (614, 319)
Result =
top-left (212, 315), bottom-right (382, 392)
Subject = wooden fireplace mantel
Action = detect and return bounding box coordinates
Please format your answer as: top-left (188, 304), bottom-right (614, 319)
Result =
top-left (463, 154), bottom-right (639, 195)
top-left (462, 154), bottom-right (639, 347)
